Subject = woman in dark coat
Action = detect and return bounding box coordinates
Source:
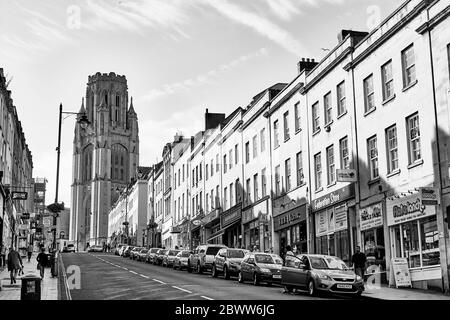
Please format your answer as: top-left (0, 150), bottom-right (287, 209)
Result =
top-left (7, 247), bottom-right (23, 284)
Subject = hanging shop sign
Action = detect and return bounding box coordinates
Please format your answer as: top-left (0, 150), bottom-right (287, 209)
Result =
top-left (359, 203), bottom-right (383, 231)
top-left (273, 205), bottom-right (306, 232)
top-left (389, 258), bottom-right (412, 288)
top-left (419, 187), bottom-right (440, 206)
top-left (386, 193), bottom-right (436, 226)
top-left (311, 184), bottom-right (355, 211)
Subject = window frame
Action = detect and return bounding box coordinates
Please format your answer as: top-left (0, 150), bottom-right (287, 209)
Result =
top-left (367, 135), bottom-right (379, 180)
top-left (337, 81), bottom-right (346, 116)
top-left (386, 125), bottom-right (399, 173)
top-left (312, 102), bottom-right (320, 133)
top-left (401, 44), bottom-right (416, 89)
top-left (314, 153), bottom-right (322, 191)
top-left (324, 91), bottom-right (332, 125)
top-left (381, 59), bottom-right (394, 101)
top-left (406, 112), bottom-right (421, 164)
top-left (326, 145), bottom-right (335, 185)
top-left (363, 74), bottom-right (375, 113)
top-left (283, 111), bottom-right (290, 141)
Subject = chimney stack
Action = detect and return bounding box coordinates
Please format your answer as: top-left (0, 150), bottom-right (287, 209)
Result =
top-left (298, 58), bottom-right (318, 74)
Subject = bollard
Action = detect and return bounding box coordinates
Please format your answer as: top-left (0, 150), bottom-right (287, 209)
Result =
top-left (21, 275), bottom-right (41, 300)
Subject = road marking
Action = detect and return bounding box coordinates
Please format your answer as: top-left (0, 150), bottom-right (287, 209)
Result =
top-left (153, 279), bottom-right (166, 285)
top-left (129, 271), bottom-right (138, 275)
top-left (201, 296), bottom-right (214, 300)
top-left (172, 286), bottom-right (192, 294)
top-left (140, 274), bottom-right (149, 279)
top-left (123, 268), bottom-right (129, 271)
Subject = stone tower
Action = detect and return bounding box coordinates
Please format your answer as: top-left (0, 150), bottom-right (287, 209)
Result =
top-left (69, 72), bottom-right (139, 248)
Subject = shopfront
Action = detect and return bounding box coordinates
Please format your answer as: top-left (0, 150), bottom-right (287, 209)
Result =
top-left (221, 204), bottom-right (242, 248)
top-left (387, 192), bottom-right (442, 290)
top-left (202, 209), bottom-right (221, 245)
top-left (273, 204), bottom-right (307, 257)
top-left (190, 216), bottom-right (203, 249)
top-left (313, 184), bottom-right (355, 265)
top-left (359, 202), bottom-right (386, 275)
top-left (242, 198), bottom-right (270, 252)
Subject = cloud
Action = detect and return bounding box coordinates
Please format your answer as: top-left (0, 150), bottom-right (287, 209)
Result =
top-left (139, 47), bottom-right (269, 102)
top-left (202, 0), bottom-right (307, 56)
top-left (265, 0), bottom-right (301, 20)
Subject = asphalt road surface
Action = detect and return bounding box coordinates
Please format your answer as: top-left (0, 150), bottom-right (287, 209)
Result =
top-left (61, 252), bottom-right (362, 300)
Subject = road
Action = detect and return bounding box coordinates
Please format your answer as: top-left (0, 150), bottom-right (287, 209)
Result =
top-left (60, 252), bottom-right (360, 300)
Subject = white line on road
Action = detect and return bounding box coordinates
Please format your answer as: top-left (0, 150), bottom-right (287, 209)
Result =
top-left (201, 296), bottom-right (214, 300)
top-left (140, 274), bottom-right (149, 279)
top-left (123, 268), bottom-right (129, 270)
top-left (153, 279), bottom-right (166, 285)
top-left (129, 271), bottom-right (138, 275)
top-left (172, 286), bottom-right (192, 294)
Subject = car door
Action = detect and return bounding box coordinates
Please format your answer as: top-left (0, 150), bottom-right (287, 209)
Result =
top-left (246, 255), bottom-right (256, 278)
top-left (282, 255), bottom-right (299, 285)
top-left (295, 256), bottom-right (311, 289)
top-left (217, 249), bottom-right (226, 271)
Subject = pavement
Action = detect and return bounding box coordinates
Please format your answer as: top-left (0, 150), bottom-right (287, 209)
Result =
top-left (0, 252), bottom-right (58, 300)
top-left (363, 283), bottom-right (450, 300)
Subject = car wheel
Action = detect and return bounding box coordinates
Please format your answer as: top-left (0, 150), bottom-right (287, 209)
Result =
top-left (238, 272), bottom-right (244, 283)
top-left (187, 263), bottom-right (192, 273)
top-left (197, 263), bottom-right (203, 274)
top-left (308, 280), bottom-right (317, 297)
top-left (212, 265), bottom-right (218, 278)
top-left (253, 273), bottom-right (260, 286)
top-left (284, 285), bottom-right (293, 293)
top-left (224, 266), bottom-right (230, 280)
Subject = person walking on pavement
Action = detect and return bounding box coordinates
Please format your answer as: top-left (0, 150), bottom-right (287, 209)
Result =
top-left (0, 242), bottom-right (6, 268)
top-left (7, 247), bottom-right (23, 284)
top-left (27, 243), bottom-right (33, 262)
top-left (36, 247), bottom-right (48, 279)
top-left (352, 246), bottom-right (367, 279)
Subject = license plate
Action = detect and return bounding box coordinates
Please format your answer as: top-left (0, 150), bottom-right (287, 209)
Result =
top-left (273, 275), bottom-right (281, 279)
top-left (337, 284), bottom-right (352, 289)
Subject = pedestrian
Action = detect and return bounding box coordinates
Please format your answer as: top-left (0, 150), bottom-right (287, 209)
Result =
top-left (351, 246), bottom-right (367, 279)
top-left (0, 242), bottom-right (6, 267)
top-left (7, 247), bottom-right (23, 284)
top-left (27, 243), bottom-right (33, 262)
top-left (285, 245), bottom-right (294, 257)
top-left (36, 247), bottom-right (48, 279)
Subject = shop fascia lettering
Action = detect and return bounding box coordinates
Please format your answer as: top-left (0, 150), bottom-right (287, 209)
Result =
top-left (278, 211), bottom-right (301, 228)
top-left (392, 198), bottom-right (425, 218)
top-left (387, 193), bottom-right (436, 226)
top-left (361, 205), bottom-right (382, 222)
top-left (313, 193), bottom-right (340, 211)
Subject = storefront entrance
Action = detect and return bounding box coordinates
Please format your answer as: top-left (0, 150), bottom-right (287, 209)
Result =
top-left (274, 204), bottom-right (307, 258)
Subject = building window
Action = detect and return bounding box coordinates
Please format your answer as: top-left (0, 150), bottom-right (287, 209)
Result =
top-left (199, 163), bottom-right (202, 181)
top-left (82, 145), bottom-right (93, 182)
top-left (262, 168), bottom-right (267, 197)
top-left (178, 169), bottom-right (181, 186)
top-left (402, 44), bottom-right (416, 88)
top-left (245, 142), bottom-right (250, 163)
top-left (230, 183), bottom-right (234, 207)
top-left (337, 81), bottom-right (346, 116)
top-left (285, 158), bottom-right (291, 192)
top-left (364, 74), bottom-right (375, 113)
top-left (326, 145), bottom-right (335, 185)
top-left (368, 136), bottom-right (379, 180)
top-left (216, 154), bottom-right (220, 172)
top-left (205, 164), bottom-right (209, 180)
top-left (274, 120), bottom-right (280, 148)
top-left (386, 125), bottom-right (398, 173)
top-left (312, 102), bottom-right (320, 133)
top-left (324, 92), bottom-right (332, 125)
top-left (174, 173), bottom-right (177, 190)
top-left (235, 144), bottom-right (239, 164)
top-left (235, 178), bottom-right (240, 203)
top-left (206, 193), bottom-right (209, 213)
top-left (210, 190), bottom-right (214, 209)
top-left (381, 60), bottom-right (394, 101)
top-left (196, 166), bottom-right (199, 184)
top-left (339, 136), bottom-right (350, 170)
top-left (111, 144), bottom-right (127, 182)
top-left (224, 187), bottom-right (228, 210)
top-left (253, 135), bottom-right (258, 159)
top-left (183, 164), bottom-right (185, 182)
top-left (407, 113), bottom-right (421, 164)
top-left (246, 179), bottom-right (251, 205)
top-left (211, 159), bottom-right (214, 177)
top-left (254, 174), bottom-right (259, 201)
top-left (229, 150), bottom-right (233, 169)
top-left (223, 155), bottom-right (227, 174)
top-left (314, 153), bottom-right (322, 191)
top-left (294, 102), bottom-right (301, 132)
top-left (275, 165), bottom-right (281, 195)
top-left (283, 111), bottom-right (290, 141)
top-left (260, 128), bottom-right (266, 152)
top-left (296, 152), bottom-right (304, 186)
top-left (216, 185), bottom-right (220, 207)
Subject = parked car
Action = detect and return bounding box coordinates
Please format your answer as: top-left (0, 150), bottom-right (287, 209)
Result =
top-left (137, 248), bottom-right (149, 261)
top-left (281, 254), bottom-right (364, 297)
top-left (87, 245), bottom-right (104, 253)
top-left (118, 245), bottom-right (127, 256)
top-left (155, 249), bottom-right (168, 265)
top-left (187, 244), bottom-right (227, 274)
top-left (162, 249), bottom-right (180, 267)
top-left (130, 247), bottom-right (143, 260)
top-left (146, 248), bottom-right (161, 263)
top-left (173, 250), bottom-right (192, 270)
top-left (66, 244), bottom-right (76, 253)
top-left (122, 246), bottom-right (135, 258)
top-left (238, 252), bottom-right (282, 286)
top-left (212, 248), bottom-right (247, 279)
top-left (115, 244), bottom-right (126, 256)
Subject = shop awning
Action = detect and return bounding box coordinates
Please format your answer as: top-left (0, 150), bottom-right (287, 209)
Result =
top-left (207, 230), bottom-right (224, 242)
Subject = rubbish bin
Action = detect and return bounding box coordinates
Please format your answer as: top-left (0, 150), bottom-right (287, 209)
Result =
top-left (21, 275), bottom-right (41, 300)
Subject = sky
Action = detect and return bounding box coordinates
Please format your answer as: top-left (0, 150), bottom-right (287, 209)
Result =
top-left (0, 0), bottom-right (403, 208)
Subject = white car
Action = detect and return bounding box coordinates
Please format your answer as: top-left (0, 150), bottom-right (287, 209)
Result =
top-left (66, 244), bottom-right (75, 253)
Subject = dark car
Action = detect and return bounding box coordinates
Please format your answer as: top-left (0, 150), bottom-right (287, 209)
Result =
top-left (162, 249), bottom-right (180, 267)
top-left (146, 248), bottom-right (161, 264)
top-left (173, 250), bottom-right (192, 270)
top-left (281, 254), bottom-right (364, 297)
top-left (238, 252), bottom-right (282, 286)
top-left (212, 248), bottom-right (248, 279)
top-left (122, 246), bottom-right (135, 258)
top-left (155, 249), bottom-right (168, 265)
top-left (137, 249), bottom-right (149, 261)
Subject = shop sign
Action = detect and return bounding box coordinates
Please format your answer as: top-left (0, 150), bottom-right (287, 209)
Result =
top-left (386, 194), bottom-right (435, 226)
top-left (359, 203), bottom-right (383, 231)
top-left (316, 210), bottom-right (329, 236)
top-left (12, 192), bottom-right (28, 200)
top-left (316, 205), bottom-right (348, 236)
top-left (419, 187), bottom-right (440, 206)
top-left (334, 204), bottom-right (348, 231)
top-left (336, 169), bottom-right (357, 182)
top-left (202, 210), bottom-right (220, 225)
top-left (221, 207), bottom-right (242, 228)
top-left (273, 205), bottom-right (306, 232)
top-left (192, 219), bottom-right (202, 227)
top-left (311, 184), bottom-right (355, 211)
top-left (389, 258), bottom-right (412, 288)
top-left (170, 226), bottom-right (182, 234)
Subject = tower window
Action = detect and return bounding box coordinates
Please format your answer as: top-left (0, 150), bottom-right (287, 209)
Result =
top-left (111, 144), bottom-right (128, 182)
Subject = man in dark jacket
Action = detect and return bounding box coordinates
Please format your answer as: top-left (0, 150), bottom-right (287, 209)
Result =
top-left (7, 247), bottom-right (23, 284)
top-left (352, 246), bottom-right (367, 279)
top-left (36, 248), bottom-right (48, 279)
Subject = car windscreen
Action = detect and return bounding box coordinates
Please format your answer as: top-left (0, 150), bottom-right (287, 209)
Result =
top-left (255, 254), bottom-right (274, 264)
top-left (228, 250), bottom-right (245, 258)
top-left (181, 251), bottom-right (191, 257)
top-left (150, 249), bottom-right (159, 253)
top-left (141, 250), bottom-right (148, 254)
top-left (310, 256), bottom-right (349, 270)
top-left (206, 247), bottom-right (223, 255)
top-left (271, 255), bottom-right (283, 264)
top-left (169, 250), bottom-right (179, 255)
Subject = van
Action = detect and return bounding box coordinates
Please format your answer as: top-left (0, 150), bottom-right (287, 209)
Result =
top-left (187, 244), bottom-right (227, 274)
